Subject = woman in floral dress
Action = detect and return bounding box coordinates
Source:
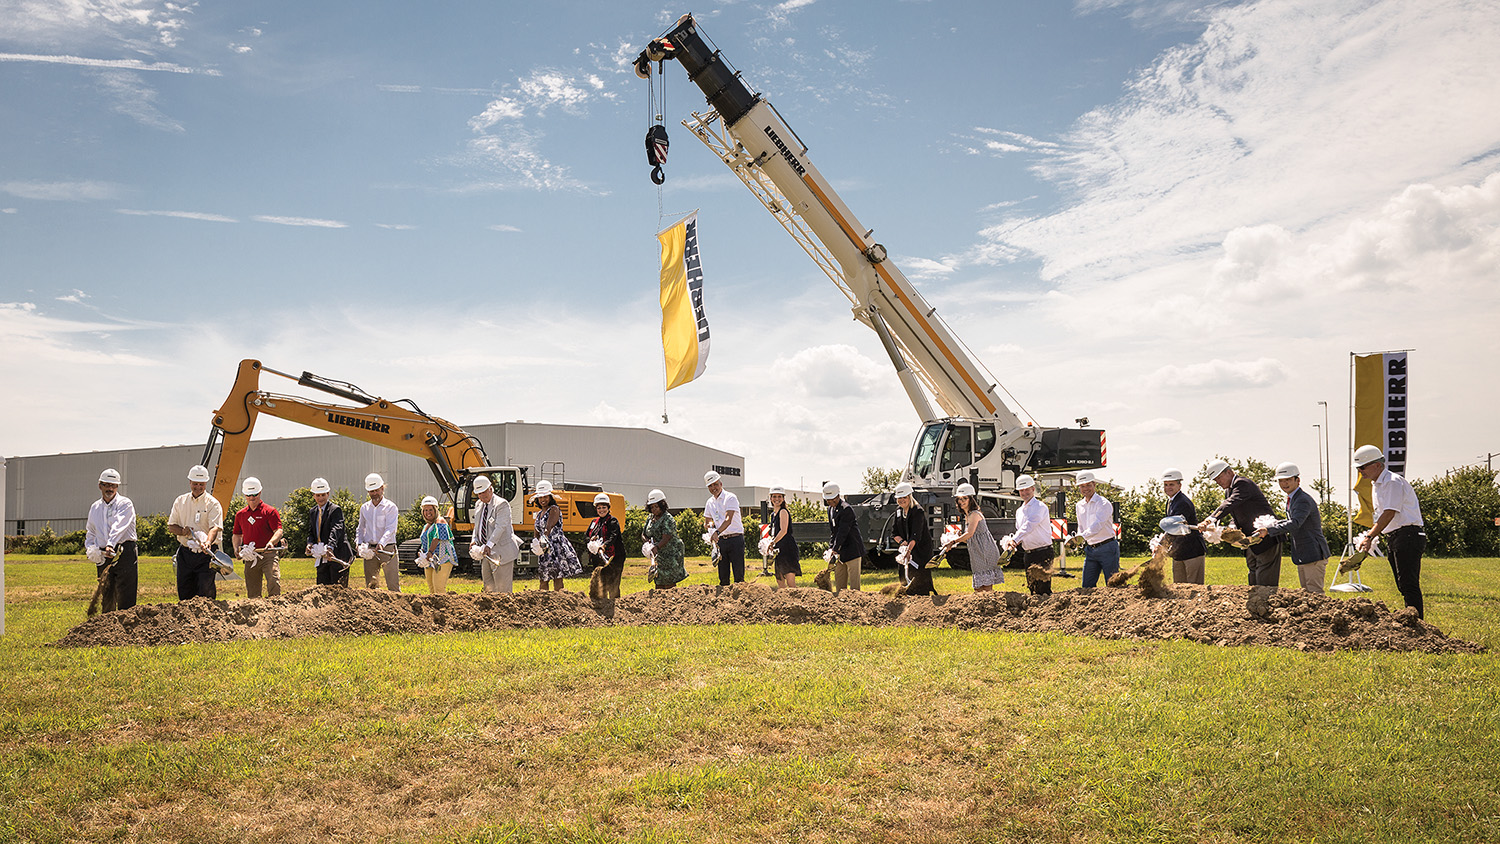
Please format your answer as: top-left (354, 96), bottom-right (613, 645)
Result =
top-left (531, 480), bottom-right (581, 591)
top-left (416, 495), bottom-right (457, 594)
top-left (642, 489), bottom-right (686, 589)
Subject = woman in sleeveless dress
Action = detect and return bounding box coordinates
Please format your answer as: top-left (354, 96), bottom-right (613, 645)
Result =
top-left (531, 481), bottom-right (581, 591)
top-left (952, 483), bottom-right (1002, 591)
top-left (769, 486), bottom-right (800, 588)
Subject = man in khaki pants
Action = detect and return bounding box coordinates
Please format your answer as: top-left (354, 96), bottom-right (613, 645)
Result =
top-left (1254, 462), bottom-right (1331, 592)
top-left (824, 482), bottom-right (864, 592)
top-left (355, 472), bottom-right (401, 591)
top-left (232, 477), bottom-right (285, 598)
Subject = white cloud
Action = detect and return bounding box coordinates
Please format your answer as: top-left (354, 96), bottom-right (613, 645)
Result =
top-left (2, 180), bottom-right (121, 201)
top-left (2, 208), bottom-right (17, 214)
top-left (461, 130), bottom-right (588, 192)
top-left (468, 97), bottom-right (523, 130)
top-left (95, 69), bottom-right (183, 131)
top-left (898, 255), bottom-right (959, 280)
top-left (0, 52), bottom-right (216, 74)
top-left (251, 215), bottom-right (348, 228)
top-left (0, 0), bottom-right (194, 49)
top-left (487, 224), bottom-right (521, 233)
top-left (117, 208), bottom-right (236, 222)
top-left (1143, 358), bottom-right (1287, 393)
top-left (56, 289), bottom-right (89, 304)
top-left (375, 222), bottom-right (417, 230)
top-left (772, 344), bottom-right (887, 399)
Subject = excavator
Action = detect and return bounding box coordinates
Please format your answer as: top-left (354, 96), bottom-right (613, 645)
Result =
top-left (636, 15), bottom-right (1105, 563)
top-left (200, 359), bottom-right (624, 569)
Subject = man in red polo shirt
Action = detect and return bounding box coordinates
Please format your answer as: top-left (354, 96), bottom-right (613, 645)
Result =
top-left (233, 477), bottom-right (285, 598)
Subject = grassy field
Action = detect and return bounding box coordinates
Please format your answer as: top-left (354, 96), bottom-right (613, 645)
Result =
top-left (2, 552), bottom-right (1499, 843)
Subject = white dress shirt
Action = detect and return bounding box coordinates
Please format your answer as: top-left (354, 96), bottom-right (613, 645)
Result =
top-left (705, 490), bottom-right (743, 536)
top-left (1015, 496), bottom-right (1053, 550)
top-left (168, 491), bottom-right (223, 547)
top-left (1372, 468), bottom-right (1424, 531)
top-left (358, 498), bottom-right (401, 545)
top-left (1076, 493), bottom-right (1116, 545)
top-left (86, 495), bottom-right (137, 549)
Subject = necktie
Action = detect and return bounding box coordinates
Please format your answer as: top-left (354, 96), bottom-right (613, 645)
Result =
top-left (314, 505), bottom-right (323, 543)
top-left (476, 501), bottom-right (488, 544)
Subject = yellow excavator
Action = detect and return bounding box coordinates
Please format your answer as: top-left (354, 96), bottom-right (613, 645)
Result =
top-left (200, 359), bottom-right (624, 566)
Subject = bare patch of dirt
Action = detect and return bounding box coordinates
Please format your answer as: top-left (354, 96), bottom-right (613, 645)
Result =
top-left (54, 583), bottom-right (1482, 653)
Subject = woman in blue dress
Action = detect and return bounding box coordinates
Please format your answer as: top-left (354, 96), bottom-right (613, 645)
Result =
top-left (531, 480), bottom-right (582, 591)
top-left (416, 495), bottom-right (457, 594)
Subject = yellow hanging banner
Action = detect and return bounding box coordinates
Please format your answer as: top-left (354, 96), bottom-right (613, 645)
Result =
top-left (658, 211), bottom-right (710, 391)
top-left (1352, 351), bottom-right (1409, 527)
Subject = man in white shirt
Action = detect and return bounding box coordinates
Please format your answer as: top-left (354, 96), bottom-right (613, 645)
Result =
top-left (470, 474), bottom-right (520, 593)
top-left (85, 468), bottom-right (138, 612)
top-left (704, 470), bottom-right (745, 585)
top-left (1074, 470), bottom-right (1119, 588)
top-left (167, 464), bottom-right (225, 601)
top-left (356, 472), bottom-right (402, 591)
top-left (1354, 445), bottom-right (1427, 617)
top-left (1014, 474), bottom-right (1054, 564)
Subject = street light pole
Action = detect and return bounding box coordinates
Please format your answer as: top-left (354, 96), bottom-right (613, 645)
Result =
top-left (1314, 423), bottom-right (1325, 502)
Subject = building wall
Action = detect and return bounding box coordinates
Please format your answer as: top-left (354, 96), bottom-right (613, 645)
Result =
top-left (5, 423), bottom-right (745, 534)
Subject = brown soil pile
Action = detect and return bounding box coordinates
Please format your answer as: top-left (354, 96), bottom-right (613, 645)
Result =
top-left (54, 583), bottom-right (1483, 653)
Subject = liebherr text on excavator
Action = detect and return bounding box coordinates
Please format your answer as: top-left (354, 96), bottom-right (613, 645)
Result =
top-left (636, 15), bottom-right (1105, 513)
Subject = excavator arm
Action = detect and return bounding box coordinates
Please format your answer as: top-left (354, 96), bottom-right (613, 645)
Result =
top-left (204, 359), bottom-right (488, 514)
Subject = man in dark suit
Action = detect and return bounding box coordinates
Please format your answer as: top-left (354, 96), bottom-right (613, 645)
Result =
top-left (307, 477), bottom-right (353, 586)
top-left (1255, 462), bottom-right (1331, 592)
top-left (1200, 459), bottom-right (1282, 587)
top-left (1161, 468), bottom-right (1206, 584)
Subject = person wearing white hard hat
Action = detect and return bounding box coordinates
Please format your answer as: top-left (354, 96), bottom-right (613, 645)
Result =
top-left (1354, 445), bottom-right (1427, 616)
top-left (585, 492), bottom-right (625, 598)
top-left (1199, 458), bottom-right (1281, 587)
top-left (824, 481), bottom-right (864, 592)
top-left (643, 489), bottom-right (687, 589)
top-left (470, 474), bottom-right (521, 594)
top-left (1253, 463), bottom-right (1331, 593)
top-left (307, 477), bottom-right (353, 586)
top-left (890, 482), bottom-right (937, 595)
top-left (1160, 469), bottom-right (1206, 584)
top-left (704, 470), bottom-right (746, 586)
top-left (232, 477), bottom-right (285, 599)
top-left (356, 472), bottom-right (401, 591)
top-left (85, 467), bottom-right (138, 612)
top-left (167, 465), bottom-right (225, 601)
top-left (950, 483), bottom-right (1002, 592)
top-left (1073, 470), bottom-right (1120, 588)
top-left (531, 480), bottom-right (582, 591)
top-left (1012, 475), bottom-right (1055, 581)
top-left (416, 496), bottom-right (457, 594)
top-left (767, 487), bottom-right (800, 588)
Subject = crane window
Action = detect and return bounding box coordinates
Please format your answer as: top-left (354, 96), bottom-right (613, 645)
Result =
top-left (911, 422), bottom-right (946, 478)
top-left (496, 471), bottom-right (518, 502)
top-left (940, 426), bottom-right (973, 472)
top-left (976, 425), bottom-right (996, 460)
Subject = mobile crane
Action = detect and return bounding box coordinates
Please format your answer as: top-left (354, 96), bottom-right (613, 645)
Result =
top-left (636, 15), bottom-right (1104, 561)
top-left (200, 359), bottom-right (623, 567)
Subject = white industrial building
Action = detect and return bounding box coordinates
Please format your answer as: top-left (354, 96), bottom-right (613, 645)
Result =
top-left (5, 422), bottom-right (756, 535)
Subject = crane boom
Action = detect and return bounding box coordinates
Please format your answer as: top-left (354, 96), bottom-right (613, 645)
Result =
top-left (638, 15), bottom-right (1105, 493)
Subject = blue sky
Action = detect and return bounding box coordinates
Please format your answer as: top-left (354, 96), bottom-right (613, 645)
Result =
top-left (3, 0), bottom-right (1498, 500)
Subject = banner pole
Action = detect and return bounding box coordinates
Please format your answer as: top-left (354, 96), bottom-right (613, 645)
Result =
top-left (1346, 352), bottom-right (1355, 551)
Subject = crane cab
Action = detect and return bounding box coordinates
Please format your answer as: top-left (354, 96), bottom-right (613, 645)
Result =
top-left (904, 418), bottom-right (1105, 492)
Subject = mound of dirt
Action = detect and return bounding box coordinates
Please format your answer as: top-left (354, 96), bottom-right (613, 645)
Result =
top-left (53, 583), bottom-right (1483, 653)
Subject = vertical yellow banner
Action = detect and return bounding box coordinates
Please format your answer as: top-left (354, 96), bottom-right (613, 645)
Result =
top-left (1352, 351), bottom-right (1410, 527)
top-left (658, 212), bottom-right (710, 391)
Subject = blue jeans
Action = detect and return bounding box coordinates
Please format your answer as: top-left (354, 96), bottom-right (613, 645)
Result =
top-left (1082, 537), bottom-right (1120, 588)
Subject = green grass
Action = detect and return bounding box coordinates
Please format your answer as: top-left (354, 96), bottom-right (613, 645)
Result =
top-left (2, 553), bottom-right (1499, 843)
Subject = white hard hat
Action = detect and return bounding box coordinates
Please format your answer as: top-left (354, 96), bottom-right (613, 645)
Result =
top-left (646, 488), bottom-right (666, 506)
top-left (1206, 459), bottom-right (1231, 479)
top-left (893, 482), bottom-right (914, 498)
top-left (1161, 468), bottom-right (1185, 483)
top-left (531, 480), bottom-right (556, 501)
top-left (364, 472), bottom-right (385, 492)
top-left (188, 465), bottom-right (210, 483)
top-left (242, 477), bottom-right (263, 496)
top-left (420, 495), bottom-right (439, 508)
top-left (310, 478), bottom-right (331, 494)
top-left (822, 481), bottom-right (840, 500)
top-left (472, 474), bottom-right (492, 494)
top-left (1075, 470), bottom-right (1097, 485)
top-left (98, 468), bottom-right (122, 484)
top-left (1274, 462), bottom-right (1300, 480)
top-left (704, 470), bottom-right (721, 487)
top-left (1353, 444), bottom-right (1385, 468)
top-left (1015, 475), bottom-right (1036, 491)
top-left (594, 492), bottom-right (610, 506)
top-left (955, 482), bottom-right (976, 498)
top-left (770, 485), bottom-right (786, 496)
